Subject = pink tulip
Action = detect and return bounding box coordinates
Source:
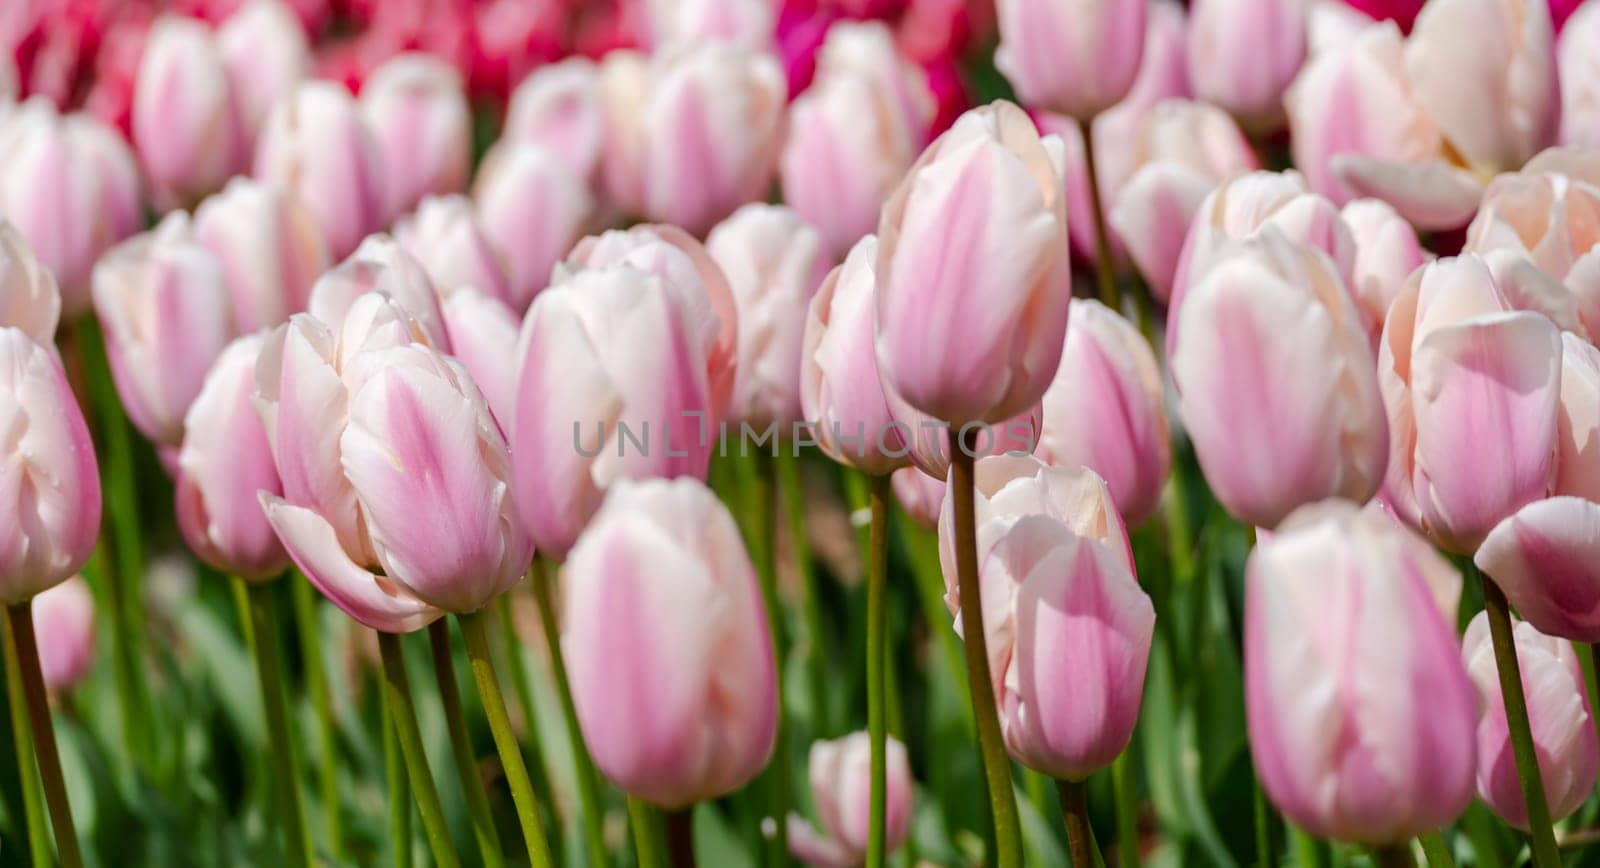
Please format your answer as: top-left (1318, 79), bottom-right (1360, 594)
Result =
top-left (994, 0), bottom-right (1146, 120)
top-left (708, 204), bottom-right (831, 428)
top-left (193, 177), bottom-right (329, 333)
top-left (1188, 0), bottom-right (1307, 131)
top-left (1380, 255), bottom-right (1564, 553)
top-left (0, 328), bottom-right (101, 604)
top-left (788, 732), bottom-right (914, 866)
top-left (646, 0), bottom-right (777, 49)
top-left (175, 332), bottom-right (288, 580)
top-left (1037, 299), bottom-right (1170, 527)
top-left (254, 81), bottom-right (386, 260)
top-left (889, 396), bottom-right (1043, 482)
top-left (1341, 198), bottom-right (1425, 338)
top-left (1172, 231), bottom-right (1386, 529)
top-left (31, 576), bottom-right (96, 692)
top-left (394, 194), bottom-right (513, 306)
top-left (216, 0), bottom-right (311, 141)
top-left (0, 220), bottom-right (62, 345)
top-left (1246, 500), bottom-right (1477, 843)
top-left (876, 101), bottom-right (1070, 427)
top-left (306, 235), bottom-right (450, 351)
top-left (503, 58), bottom-right (605, 184)
top-left (359, 53), bottom-right (472, 219)
top-left (0, 99), bottom-right (142, 315)
top-left (562, 478), bottom-right (777, 808)
top-left (1465, 171), bottom-right (1600, 339)
top-left (892, 466), bottom-right (945, 530)
top-left (511, 265), bottom-right (714, 560)
top-left (1559, 2), bottom-right (1600, 148)
top-left (92, 213), bottom-right (235, 447)
top-left (440, 288), bottom-right (520, 430)
top-left (472, 141), bottom-right (594, 312)
top-left (1309, 2), bottom-right (1382, 53)
top-left (596, 50), bottom-right (651, 219)
top-left (1462, 612), bottom-right (1600, 829)
top-left (132, 15), bottom-right (246, 207)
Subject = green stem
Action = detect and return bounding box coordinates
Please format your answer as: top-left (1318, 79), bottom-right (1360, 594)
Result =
top-left (292, 578), bottom-right (343, 859)
top-left (950, 437), bottom-right (1022, 867)
top-left (428, 620), bottom-right (508, 868)
top-left (1253, 761), bottom-right (1271, 868)
top-left (6, 603), bottom-right (82, 868)
top-left (1418, 832), bottom-right (1454, 868)
top-left (381, 680), bottom-right (413, 868)
top-left (1110, 753), bottom-right (1138, 868)
top-left (865, 473), bottom-right (891, 868)
top-left (460, 610), bottom-right (555, 868)
top-left (629, 797), bottom-right (665, 868)
top-left (1475, 569), bottom-right (1561, 868)
top-left (3, 608), bottom-right (53, 868)
top-left (752, 452), bottom-right (792, 865)
top-left (1078, 117), bottom-right (1122, 312)
top-left (1289, 824), bottom-right (1323, 868)
top-left (239, 580), bottom-right (312, 868)
top-left (667, 808), bottom-right (696, 868)
top-left (378, 630), bottom-right (463, 868)
top-left (1371, 844), bottom-right (1415, 868)
top-left (495, 593), bottom-right (559, 858)
top-left (532, 558), bottom-right (610, 867)
top-left (1056, 778), bottom-right (1096, 868)
top-left (777, 453), bottom-right (829, 735)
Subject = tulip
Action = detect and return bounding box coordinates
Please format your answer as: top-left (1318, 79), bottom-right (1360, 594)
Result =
top-left (511, 264), bottom-right (714, 560)
top-left (472, 141), bottom-right (594, 312)
top-left (0, 328), bottom-right (101, 604)
top-left (31, 576), bottom-right (96, 692)
top-left (0, 220), bottom-right (62, 344)
top-left (890, 396), bottom-right (1043, 482)
top-left (394, 194), bottom-right (513, 305)
top-left (92, 213), bottom-right (235, 447)
top-left (502, 57), bottom-right (605, 182)
top-left (1172, 230), bottom-right (1387, 529)
top-left (254, 81), bottom-right (386, 260)
top-left (810, 20), bottom-right (935, 145)
top-left (640, 44), bottom-right (787, 235)
top-left (1309, 2), bottom-right (1383, 54)
top-left (596, 50), bottom-right (651, 219)
top-left (1188, 0), bottom-right (1307, 131)
top-left (440, 287), bottom-right (520, 429)
top-left (132, 15), bottom-right (246, 207)
top-left (1036, 299), bottom-right (1170, 527)
top-left (1465, 170), bottom-right (1600, 339)
top-left (892, 466), bottom-right (945, 529)
top-left (175, 332), bottom-right (288, 580)
top-left (1246, 499), bottom-right (1477, 843)
top-left (875, 101), bottom-right (1071, 427)
top-left (1341, 198), bottom-right (1425, 337)
top-left (708, 204), bottom-right (831, 428)
top-left (193, 176), bottom-right (329, 333)
top-left (1379, 255), bottom-right (1564, 553)
top-left (647, 0), bottom-right (776, 49)
top-left (306, 235), bottom-right (450, 351)
top-left (562, 477), bottom-right (777, 807)
top-left (788, 732), bottom-right (915, 866)
top-left (1462, 612), bottom-right (1600, 829)
top-left (994, 0), bottom-right (1147, 120)
top-left (1559, 1), bottom-right (1600, 148)
top-left (359, 53), bottom-right (472, 220)
top-left (0, 99), bottom-right (142, 314)
top-left (216, 0), bottom-right (311, 141)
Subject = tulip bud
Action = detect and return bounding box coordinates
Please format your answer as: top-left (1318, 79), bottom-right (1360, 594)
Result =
top-left (359, 53), bottom-right (472, 219)
top-left (1379, 255), bottom-right (1563, 553)
top-left (876, 101), bottom-right (1070, 427)
top-left (32, 576), bottom-right (95, 692)
top-left (217, 0), bottom-right (310, 141)
top-left (640, 44), bottom-right (787, 235)
top-left (788, 732), bottom-right (914, 866)
top-left (1462, 612), bottom-right (1600, 829)
top-left (441, 288), bottom-right (520, 429)
top-left (394, 194), bottom-right (513, 305)
top-left (1465, 171), bottom-right (1600, 338)
top-left (647, 0), bottom-right (776, 49)
top-left (503, 58), bottom-right (605, 182)
top-left (132, 15), bottom-right (246, 207)
top-left (1188, 0), bottom-right (1307, 130)
top-left (254, 81), bottom-right (386, 259)
top-left (472, 141), bottom-right (594, 312)
top-left (994, 0), bottom-right (1147, 120)
top-left (176, 332), bottom-right (288, 580)
top-left (892, 466), bottom-right (945, 530)
top-left (512, 265), bottom-right (714, 560)
top-left (1559, 1), bottom-right (1600, 148)
top-left (93, 213), bottom-right (236, 446)
top-left (562, 477), bottom-right (777, 807)
top-left (193, 177), bottom-right (329, 333)
top-left (597, 50), bottom-right (651, 219)
top-left (1173, 231), bottom-right (1387, 529)
top-left (1246, 500), bottom-right (1477, 843)
top-left (1037, 299), bottom-right (1170, 527)
top-left (0, 220), bottom-right (61, 344)
top-left (0, 329), bottom-right (101, 604)
top-left (1341, 198), bottom-right (1425, 336)
top-left (307, 235), bottom-right (450, 351)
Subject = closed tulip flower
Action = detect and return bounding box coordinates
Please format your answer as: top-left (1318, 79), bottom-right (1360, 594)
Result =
top-left (175, 332), bottom-right (288, 580)
top-left (472, 141), bottom-right (594, 311)
top-left (92, 213), bottom-right (235, 447)
top-left (306, 235), bottom-right (450, 351)
top-left (31, 576), bottom-right (95, 692)
top-left (562, 478), bottom-right (777, 807)
top-left (0, 328), bottom-right (100, 604)
top-left (503, 58), bottom-right (605, 182)
top-left (876, 101), bottom-right (1071, 427)
top-left (394, 194), bottom-right (513, 305)
top-left (995, 0), bottom-right (1147, 120)
top-left (359, 54), bottom-right (472, 220)
top-left (254, 81), bottom-right (386, 260)
top-left (440, 288), bottom-right (520, 429)
top-left (216, 0), bottom-right (310, 141)
top-left (892, 466), bottom-right (945, 530)
top-left (1559, 2), bottom-right (1600, 148)
top-left (640, 44), bottom-right (787, 235)
top-left (193, 177), bottom-right (329, 333)
top-left (1341, 198), bottom-right (1425, 336)
top-left (1462, 612), bottom-right (1600, 829)
top-left (1465, 171), bottom-right (1600, 338)
top-left (597, 50), bottom-right (651, 219)
top-left (132, 15), bottom-right (246, 207)
top-left (1246, 500), bottom-right (1477, 844)
top-left (0, 220), bottom-right (61, 344)
top-left (511, 265), bottom-right (713, 560)
top-left (788, 732), bottom-right (915, 866)
top-left (647, 0), bottom-right (776, 49)
top-left (1037, 299), bottom-right (1170, 527)
top-left (1188, 0), bottom-right (1307, 130)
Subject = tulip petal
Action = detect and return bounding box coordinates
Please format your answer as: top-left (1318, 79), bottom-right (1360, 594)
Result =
top-left (1476, 497), bottom-right (1600, 642)
top-left (1334, 155), bottom-right (1484, 230)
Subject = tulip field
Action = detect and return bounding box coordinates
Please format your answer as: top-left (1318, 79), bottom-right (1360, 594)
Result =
top-left (9, 0), bottom-right (1600, 866)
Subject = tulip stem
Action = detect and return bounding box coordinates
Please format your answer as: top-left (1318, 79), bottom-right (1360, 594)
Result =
top-left (1418, 832), bottom-right (1454, 868)
top-left (1475, 569), bottom-right (1561, 868)
top-left (1110, 753), bottom-right (1139, 868)
top-left (379, 630), bottom-right (463, 868)
top-left (1056, 779), bottom-right (1096, 868)
top-left (292, 577), bottom-right (344, 859)
top-left (237, 579), bottom-right (312, 868)
top-left (6, 603), bottom-right (82, 868)
top-left (778, 452), bottom-right (831, 734)
top-left (427, 620), bottom-right (508, 868)
top-left (865, 472), bottom-right (892, 868)
top-left (752, 452), bottom-right (792, 865)
top-left (667, 807), bottom-right (697, 868)
top-left (628, 797), bottom-right (665, 868)
top-left (495, 592), bottom-right (557, 844)
top-left (1371, 844), bottom-right (1415, 868)
top-left (1078, 118), bottom-right (1122, 313)
top-left (951, 435), bottom-right (1024, 867)
top-left (3, 605), bottom-right (54, 868)
top-left (531, 558), bottom-right (611, 867)
top-left (380, 678), bottom-right (413, 868)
